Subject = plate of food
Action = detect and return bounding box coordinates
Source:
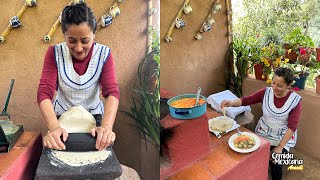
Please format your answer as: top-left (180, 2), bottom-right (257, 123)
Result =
top-left (228, 132), bottom-right (261, 153)
top-left (208, 116), bottom-right (235, 133)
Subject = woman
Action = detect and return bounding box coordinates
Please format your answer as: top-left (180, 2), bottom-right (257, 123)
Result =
top-left (221, 67), bottom-right (302, 180)
top-left (37, 3), bottom-right (119, 151)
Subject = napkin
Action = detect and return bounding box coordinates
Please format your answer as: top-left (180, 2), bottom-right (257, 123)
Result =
top-left (207, 90), bottom-right (251, 119)
top-left (208, 117), bottom-right (240, 138)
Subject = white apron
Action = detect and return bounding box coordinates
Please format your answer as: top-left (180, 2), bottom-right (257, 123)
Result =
top-left (255, 87), bottom-right (301, 151)
top-left (52, 42), bottom-right (110, 115)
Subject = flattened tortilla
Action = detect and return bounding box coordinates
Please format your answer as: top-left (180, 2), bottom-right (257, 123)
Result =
top-left (209, 116), bottom-right (233, 132)
top-left (59, 105), bottom-right (96, 133)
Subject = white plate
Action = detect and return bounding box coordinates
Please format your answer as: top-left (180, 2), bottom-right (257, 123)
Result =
top-left (228, 132), bottom-right (261, 153)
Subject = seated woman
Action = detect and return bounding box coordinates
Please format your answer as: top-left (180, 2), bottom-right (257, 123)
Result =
top-left (221, 67), bottom-right (302, 180)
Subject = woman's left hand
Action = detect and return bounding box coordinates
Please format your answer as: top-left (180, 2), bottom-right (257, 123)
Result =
top-left (270, 146), bottom-right (283, 163)
top-left (90, 126), bottom-right (116, 151)
top-left (272, 146), bottom-right (283, 154)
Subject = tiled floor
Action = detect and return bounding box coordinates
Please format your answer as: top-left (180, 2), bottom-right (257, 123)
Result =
top-left (161, 140), bottom-right (320, 180)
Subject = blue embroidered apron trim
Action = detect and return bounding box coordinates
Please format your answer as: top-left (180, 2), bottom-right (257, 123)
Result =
top-left (61, 45), bottom-right (104, 86)
top-left (54, 100), bottom-right (67, 112)
top-left (264, 88), bottom-right (301, 117)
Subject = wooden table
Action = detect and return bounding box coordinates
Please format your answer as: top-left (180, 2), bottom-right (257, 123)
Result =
top-left (168, 109), bottom-right (271, 180)
top-left (0, 132), bottom-right (42, 180)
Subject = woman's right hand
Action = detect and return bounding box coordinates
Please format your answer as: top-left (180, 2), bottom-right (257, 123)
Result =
top-left (43, 126), bottom-right (68, 150)
top-left (220, 100), bottom-right (232, 109)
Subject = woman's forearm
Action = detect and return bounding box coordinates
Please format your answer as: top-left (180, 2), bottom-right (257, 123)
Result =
top-left (39, 99), bottom-right (60, 130)
top-left (278, 128), bottom-right (294, 149)
top-left (230, 98), bottom-right (243, 107)
top-left (101, 95), bottom-right (119, 129)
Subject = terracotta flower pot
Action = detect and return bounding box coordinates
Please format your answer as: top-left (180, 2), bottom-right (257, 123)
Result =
top-left (316, 78), bottom-right (320, 94)
top-left (254, 63), bottom-right (268, 81)
top-left (292, 76), bottom-right (308, 90)
top-left (284, 44), bottom-right (298, 63)
top-left (298, 47), bottom-right (310, 63)
top-left (316, 48), bottom-right (320, 62)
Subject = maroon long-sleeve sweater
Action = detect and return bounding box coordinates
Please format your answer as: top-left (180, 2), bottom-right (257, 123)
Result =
top-left (240, 88), bottom-right (301, 132)
top-left (37, 43), bottom-right (120, 104)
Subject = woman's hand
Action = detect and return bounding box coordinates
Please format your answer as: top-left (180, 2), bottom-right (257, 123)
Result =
top-left (90, 126), bottom-right (116, 151)
top-left (220, 100), bottom-right (232, 109)
top-left (272, 146), bottom-right (283, 154)
top-left (270, 146), bottom-right (283, 162)
top-left (43, 127), bottom-right (68, 150)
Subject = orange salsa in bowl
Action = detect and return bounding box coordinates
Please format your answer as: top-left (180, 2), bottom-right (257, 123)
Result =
top-left (170, 98), bottom-right (206, 108)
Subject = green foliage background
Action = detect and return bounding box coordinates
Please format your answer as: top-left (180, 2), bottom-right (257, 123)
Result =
top-left (232, 0), bottom-right (320, 88)
top-left (233, 0), bottom-right (320, 45)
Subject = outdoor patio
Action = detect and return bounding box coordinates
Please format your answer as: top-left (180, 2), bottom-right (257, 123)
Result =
top-left (159, 79), bottom-right (320, 179)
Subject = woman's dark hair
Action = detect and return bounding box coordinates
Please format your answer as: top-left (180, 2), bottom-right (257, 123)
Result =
top-left (61, 2), bottom-right (96, 33)
top-left (274, 67), bottom-right (294, 85)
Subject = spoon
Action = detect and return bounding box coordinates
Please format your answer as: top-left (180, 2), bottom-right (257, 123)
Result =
top-left (195, 87), bottom-right (201, 106)
top-left (236, 127), bottom-right (242, 136)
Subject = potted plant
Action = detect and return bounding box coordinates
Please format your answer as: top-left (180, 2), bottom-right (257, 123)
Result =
top-left (306, 54), bottom-right (320, 93)
top-left (225, 36), bottom-right (253, 96)
top-left (258, 43), bottom-right (288, 81)
top-left (316, 41), bottom-right (320, 62)
top-left (246, 37), bottom-right (265, 80)
top-left (123, 30), bottom-right (160, 148)
top-left (284, 28), bottom-right (315, 63)
top-left (290, 48), bottom-right (313, 90)
top-left (316, 74), bottom-right (320, 94)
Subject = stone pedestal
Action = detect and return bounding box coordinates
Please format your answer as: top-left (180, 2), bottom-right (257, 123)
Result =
top-left (0, 132), bottom-right (42, 180)
top-left (35, 147), bottom-right (122, 180)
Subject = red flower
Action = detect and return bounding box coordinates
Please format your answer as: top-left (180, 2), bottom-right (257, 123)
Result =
top-left (292, 87), bottom-right (300, 91)
top-left (299, 48), bottom-right (307, 55)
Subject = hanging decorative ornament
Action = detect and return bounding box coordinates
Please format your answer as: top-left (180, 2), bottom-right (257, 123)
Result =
top-left (100, 15), bottom-right (113, 27)
top-left (0, 0), bottom-right (37, 43)
top-left (202, 22), bottom-right (211, 32)
top-left (44, 0), bottom-right (85, 42)
top-left (164, 0), bottom-right (191, 42)
top-left (183, 4), bottom-right (192, 14)
top-left (26, 0), bottom-right (37, 7)
top-left (95, 0), bottom-right (125, 32)
top-left (165, 36), bottom-right (172, 43)
top-left (195, 0), bottom-right (221, 40)
top-left (212, 3), bottom-right (222, 14)
top-left (73, 0), bottom-right (85, 4)
top-left (175, 18), bottom-right (185, 28)
top-left (207, 18), bottom-right (215, 25)
top-left (58, 12), bottom-right (62, 23)
top-left (148, 7), bottom-right (157, 16)
top-left (10, 16), bottom-right (22, 28)
top-left (195, 33), bottom-right (202, 40)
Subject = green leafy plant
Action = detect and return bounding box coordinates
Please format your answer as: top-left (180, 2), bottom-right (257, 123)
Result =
top-left (260, 43), bottom-right (288, 76)
top-left (123, 31), bottom-right (160, 148)
top-left (225, 36), bottom-right (251, 97)
top-left (261, 30), bottom-right (282, 46)
top-left (287, 48), bottom-right (317, 78)
top-left (284, 28), bottom-right (315, 52)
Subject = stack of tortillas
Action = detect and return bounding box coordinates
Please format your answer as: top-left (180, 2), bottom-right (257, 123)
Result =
top-left (209, 116), bottom-right (234, 132)
top-left (59, 105), bottom-right (96, 133)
